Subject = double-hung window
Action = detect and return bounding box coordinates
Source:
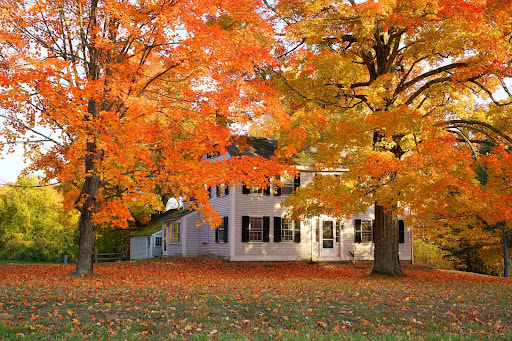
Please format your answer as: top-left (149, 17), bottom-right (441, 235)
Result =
top-left (170, 222), bottom-right (181, 243)
top-left (217, 184), bottom-right (229, 196)
top-left (249, 187), bottom-right (263, 194)
top-left (354, 219), bottom-right (372, 243)
top-left (249, 217), bottom-right (263, 241)
top-left (276, 175), bottom-right (294, 195)
top-left (281, 219), bottom-right (294, 241)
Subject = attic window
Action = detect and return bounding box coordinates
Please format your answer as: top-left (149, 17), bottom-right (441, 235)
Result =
top-left (206, 151), bottom-right (220, 159)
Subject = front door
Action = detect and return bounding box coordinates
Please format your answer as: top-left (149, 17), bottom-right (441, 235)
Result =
top-left (321, 221), bottom-right (337, 258)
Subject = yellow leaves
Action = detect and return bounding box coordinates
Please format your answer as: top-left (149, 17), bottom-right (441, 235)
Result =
top-left (367, 74), bottom-right (399, 110)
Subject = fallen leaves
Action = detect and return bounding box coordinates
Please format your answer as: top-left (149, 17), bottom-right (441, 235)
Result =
top-left (0, 259), bottom-right (510, 339)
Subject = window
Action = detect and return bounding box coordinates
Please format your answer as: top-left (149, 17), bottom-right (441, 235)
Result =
top-left (217, 224), bottom-right (225, 242)
top-left (217, 184), bottom-right (229, 196)
top-left (206, 151), bottom-right (219, 159)
top-left (163, 223), bottom-right (168, 251)
top-left (249, 217), bottom-right (263, 241)
top-left (281, 219), bottom-right (294, 241)
top-left (242, 184), bottom-right (270, 195)
top-left (354, 219), bottom-right (372, 243)
top-left (216, 216), bottom-right (228, 243)
top-left (275, 175), bottom-right (294, 195)
top-left (170, 222), bottom-right (181, 243)
top-left (242, 216), bottom-right (269, 242)
top-left (250, 187), bottom-right (263, 194)
top-left (154, 236), bottom-right (162, 247)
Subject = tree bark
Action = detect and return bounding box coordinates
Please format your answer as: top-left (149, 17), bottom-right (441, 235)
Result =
top-left (74, 98), bottom-right (101, 275)
top-left (74, 144), bottom-right (101, 274)
top-left (372, 203), bottom-right (403, 275)
top-left (503, 228), bottom-right (510, 278)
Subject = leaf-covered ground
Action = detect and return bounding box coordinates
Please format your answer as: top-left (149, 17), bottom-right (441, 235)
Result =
top-left (1, 258), bottom-right (511, 340)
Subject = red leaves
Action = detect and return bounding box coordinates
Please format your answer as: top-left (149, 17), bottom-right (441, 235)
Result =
top-left (0, 259), bottom-right (511, 338)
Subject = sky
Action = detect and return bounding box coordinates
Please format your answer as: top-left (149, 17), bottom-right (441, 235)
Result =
top-left (0, 146), bottom-right (28, 184)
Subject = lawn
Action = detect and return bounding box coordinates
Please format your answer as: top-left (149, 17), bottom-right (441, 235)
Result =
top-left (1, 258), bottom-right (511, 340)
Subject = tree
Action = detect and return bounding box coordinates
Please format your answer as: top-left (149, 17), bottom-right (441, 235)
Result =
top-left (0, 177), bottom-right (79, 262)
top-left (0, 0), bottom-right (286, 274)
top-left (269, 0), bottom-right (512, 275)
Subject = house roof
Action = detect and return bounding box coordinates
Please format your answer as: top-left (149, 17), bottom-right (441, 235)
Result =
top-left (131, 209), bottom-right (192, 237)
top-left (159, 209), bottom-right (193, 223)
top-left (226, 137), bottom-right (278, 159)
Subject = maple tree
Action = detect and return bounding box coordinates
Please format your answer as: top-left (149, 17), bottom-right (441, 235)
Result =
top-left (268, 0), bottom-right (512, 275)
top-left (0, 0), bottom-right (286, 274)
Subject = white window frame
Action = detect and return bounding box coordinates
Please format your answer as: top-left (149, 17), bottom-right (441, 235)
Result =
top-left (218, 184), bottom-right (228, 196)
top-left (218, 222), bottom-right (225, 242)
top-left (249, 187), bottom-right (263, 194)
top-left (356, 220), bottom-right (373, 243)
top-left (170, 222), bottom-right (181, 243)
top-left (249, 217), bottom-right (263, 241)
top-left (154, 236), bottom-right (162, 247)
top-left (276, 175), bottom-right (294, 195)
top-left (281, 218), bottom-right (295, 242)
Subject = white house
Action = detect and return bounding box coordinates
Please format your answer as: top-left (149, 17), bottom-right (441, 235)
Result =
top-left (129, 212), bottom-right (169, 260)
top-left (159, 137), bottom-right (413, 263)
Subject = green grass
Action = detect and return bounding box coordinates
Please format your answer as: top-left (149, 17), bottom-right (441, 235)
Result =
top-left (0, 258), bottom-right (510, 340)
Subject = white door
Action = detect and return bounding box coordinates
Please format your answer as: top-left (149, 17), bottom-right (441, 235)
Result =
top-left (320, 220), bottom-right (338, 258)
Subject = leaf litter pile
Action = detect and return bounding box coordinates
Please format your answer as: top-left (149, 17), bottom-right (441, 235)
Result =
top-left (1, 258), bottom-right (511, 340)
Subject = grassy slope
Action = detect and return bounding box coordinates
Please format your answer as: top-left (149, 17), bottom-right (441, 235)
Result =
top-left (0, 258), bottom-right (510, 340)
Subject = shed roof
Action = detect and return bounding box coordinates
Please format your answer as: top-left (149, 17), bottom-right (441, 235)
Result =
top-left (131, 209), bottom-right (192, 237)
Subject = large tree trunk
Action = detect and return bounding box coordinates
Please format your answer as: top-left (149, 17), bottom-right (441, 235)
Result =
top-left (74, 99), bottom-right (101, 275)
top-left (503, 228), bottom-right (510, 278)
top-left (372, 204), bottom-right (403, 276)
top-left (74, 143), bottom-right (101, 274)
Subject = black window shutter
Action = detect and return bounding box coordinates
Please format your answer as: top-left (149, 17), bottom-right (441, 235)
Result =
top-left (274, 217), bottom-right (282, 242)
top-left (275, 185), bottom-right (281, 196)
top-left (242, 185), bottom-right (250, 194)
top-left (216, 186), bottom-right (220, 197)
top-left (294, 174), bottom-right (301, 190)
top-left (354, 219), bottom-right (361, 243)
top-left (263, 216), bottom-right (270, 242)
top-left (225, 186), bottom-right (229, 195)
top-left (208, 187), bottom-right (212, 198)
top-left (294, 220), bottom-right (301, 243)
top-left (263, 186), bottom-right (270, 196)
top-left (215, 224), bottom-right (219, 243)
top-left (224, 216), bottom-right (229, 243)
top-left (242, 216), bottom-right (250, 242)
top-left (398, 220), bottom-right (405, 244)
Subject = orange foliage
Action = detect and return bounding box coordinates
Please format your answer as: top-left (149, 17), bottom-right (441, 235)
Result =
top-left (0, 259), bottom-right (511, 338)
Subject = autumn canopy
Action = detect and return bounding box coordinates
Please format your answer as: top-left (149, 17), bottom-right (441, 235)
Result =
top-left (0, 0), bottom-right (286, 274)
top-left (272, 0), bottom-right (512, 274)
top-left (1, 0), bottom-right (512, 276)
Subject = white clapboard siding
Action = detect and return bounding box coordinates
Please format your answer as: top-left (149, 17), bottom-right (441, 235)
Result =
top-left (232, 181), bottom-right (313, 261)
top-left (184, 212), bottom-right (200, 256)
top-left (151, 231), bottom-right (163, 257)
top-left (130, 237), bottom-right (149, 260)
top-left (198, 152), bottom-right (232, 259)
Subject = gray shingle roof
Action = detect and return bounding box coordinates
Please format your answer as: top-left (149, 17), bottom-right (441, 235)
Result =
top-left (226, 137), bottom-right (277, 159)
